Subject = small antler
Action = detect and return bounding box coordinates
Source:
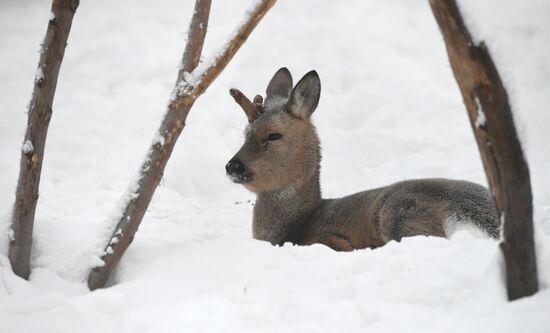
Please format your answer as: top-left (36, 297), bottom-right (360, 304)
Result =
top-left (253, 94), bottom-right (263, 111)
top-left (230, 88), bottom-right (263, 123)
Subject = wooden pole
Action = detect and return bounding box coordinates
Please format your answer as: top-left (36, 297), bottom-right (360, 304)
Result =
top-left (9, 0), bottom-right (79, 279)
top-left (429, 0), bottom-right (538, 300)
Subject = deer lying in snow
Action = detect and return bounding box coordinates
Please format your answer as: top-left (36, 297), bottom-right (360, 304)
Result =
top-left (226, 68), bottom-right (500, 251)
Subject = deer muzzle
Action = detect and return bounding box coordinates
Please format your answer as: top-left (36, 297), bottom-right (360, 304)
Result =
top-left (226, 158), bottom-right (254, 184)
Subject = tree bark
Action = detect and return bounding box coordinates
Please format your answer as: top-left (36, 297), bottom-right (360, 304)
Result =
top-left (9, 0), bottom-right (79, 280)
top-left (87, 0), bottom-right (277, 290)
top-left (429, 0), bottom-right (538, 300)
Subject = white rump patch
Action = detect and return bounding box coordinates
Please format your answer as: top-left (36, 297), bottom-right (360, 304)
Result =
top-left (443, 214), bottom-right (487, 239)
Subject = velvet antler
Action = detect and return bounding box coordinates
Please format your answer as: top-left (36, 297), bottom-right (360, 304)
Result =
top-left (230, 88), bottom-right (263, 122)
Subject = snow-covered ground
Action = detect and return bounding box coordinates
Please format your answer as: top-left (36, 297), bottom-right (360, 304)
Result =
top-left (1, 0), bottom-right (549, 332)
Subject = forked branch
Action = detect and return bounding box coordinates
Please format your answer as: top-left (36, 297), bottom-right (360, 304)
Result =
top-left (87, 0), bottom-right (277, 290)
top-left (9, 0), bottom-right (79, 279)
top-left (429, 0), bottom-right (538, 300)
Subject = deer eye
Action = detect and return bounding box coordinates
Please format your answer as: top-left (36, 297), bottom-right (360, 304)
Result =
top-left (266, 133), bottom-right (282, 141)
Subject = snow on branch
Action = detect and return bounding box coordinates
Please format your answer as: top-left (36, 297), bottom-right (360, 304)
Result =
top-left (87, 0), bottom-right (277, 290)
top-left (169, 0), bottom-right (277, 104)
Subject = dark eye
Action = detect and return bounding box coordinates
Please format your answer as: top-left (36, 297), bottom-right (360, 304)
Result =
top-left (266, 133), bottom-right (282, 141)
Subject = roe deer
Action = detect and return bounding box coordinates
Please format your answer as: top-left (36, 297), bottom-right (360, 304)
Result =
top-left (226, 68), bottom-right (499, 251)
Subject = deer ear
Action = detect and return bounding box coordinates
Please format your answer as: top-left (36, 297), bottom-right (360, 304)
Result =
top-left (265, 67), bottom-right (293, 105)
top-left (287, 70), bottom-right (320, 119)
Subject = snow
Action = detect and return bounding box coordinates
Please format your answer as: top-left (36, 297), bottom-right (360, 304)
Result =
top-left (21, 140), bottom-right (34, 154)
top-left (474, 95), bottom-right (486, 128)
top-left (182, 71), bottom-right (194, 85)
top-left (90, 173), bottom-right (141, 268)
top-left (34, 67), bottom-right (44, 83)
top-left (151, 131), bottom-right (165, 147)
top-left (169, 71), bottom-right (195, 102)
top-left (6, 229), bottom-right (14, 242)
top-left (0, 0), bottom-right (549, 332)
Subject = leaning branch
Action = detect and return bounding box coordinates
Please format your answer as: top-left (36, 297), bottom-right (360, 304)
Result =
top-left (429, 0), bottom-right (538, 300)
top-left (87, 0), bottom-right (277, 290)
top-left (9, 0), bottom-right (79, 279)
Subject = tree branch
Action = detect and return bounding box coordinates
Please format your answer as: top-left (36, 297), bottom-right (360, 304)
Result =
top-left (87, 0), bottom-right (277, 290)
top-left (9, 0), bottom-right (79, 279)
top-left (178, 0), bottom-right (210, 79)
top-left (429, 0), bottom-right (538, 300)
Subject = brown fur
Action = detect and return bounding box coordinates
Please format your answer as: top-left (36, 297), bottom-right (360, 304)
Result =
top-left (226, 68), bottom-right (500, 251)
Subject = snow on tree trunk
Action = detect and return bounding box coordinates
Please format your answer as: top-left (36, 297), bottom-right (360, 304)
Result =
top-left (87, 0), bottom-right (277, 290)
top-left (9, 0), bottom-right (79, 280)
top-left (429, 0), bottom-right (538, 300)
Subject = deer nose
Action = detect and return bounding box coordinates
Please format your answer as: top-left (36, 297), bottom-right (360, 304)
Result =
top-left (226, 158), bottom-right (246, 175)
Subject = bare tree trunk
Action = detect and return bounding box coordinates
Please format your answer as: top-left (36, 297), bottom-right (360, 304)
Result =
top-left (429, 0), bottom-right (538, 300)
top-left (87, 0), bottom-right (277, 290)
top-left (9, 0), bottom-right (79, 280)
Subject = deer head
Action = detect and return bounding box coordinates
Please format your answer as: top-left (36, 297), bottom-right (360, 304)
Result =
top-left (226, 68), bottom-right (322, 193)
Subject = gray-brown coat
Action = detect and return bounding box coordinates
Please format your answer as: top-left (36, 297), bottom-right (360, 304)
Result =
top-left (226, 68), bottom-right (499, 251)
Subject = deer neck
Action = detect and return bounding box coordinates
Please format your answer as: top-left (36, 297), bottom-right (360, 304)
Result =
top-left (253, 170), bottom-right (321, 245)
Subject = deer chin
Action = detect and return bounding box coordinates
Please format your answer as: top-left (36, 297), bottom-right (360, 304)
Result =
top-left (242, 178), bottom-right (271, 193)
top-left (241, 176), bottom-right (297, 194)
top-left (228, 172), bottom-right (254, 185)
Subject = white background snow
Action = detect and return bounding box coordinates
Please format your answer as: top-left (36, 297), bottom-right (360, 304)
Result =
top-left (1, 0), bottom-right (549, 332)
